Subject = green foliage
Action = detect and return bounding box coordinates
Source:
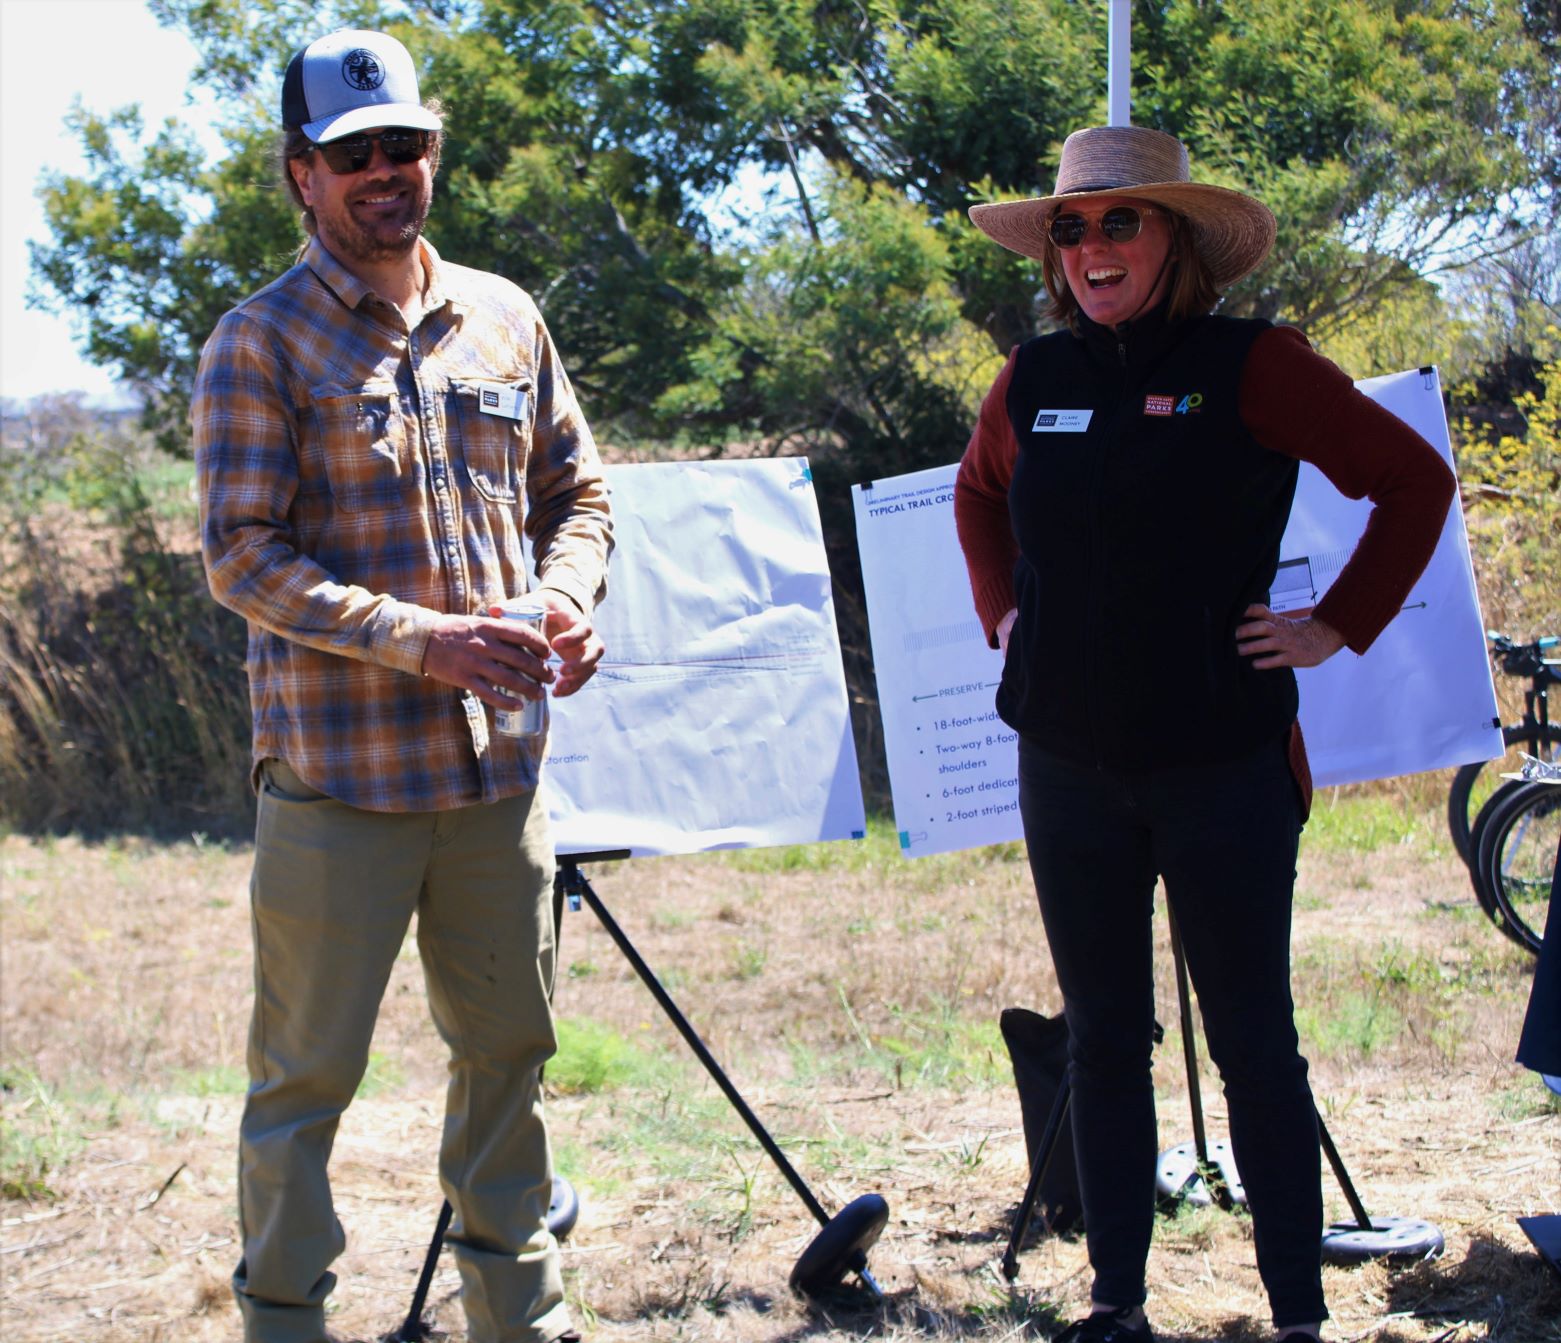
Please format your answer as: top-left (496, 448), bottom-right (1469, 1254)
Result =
top-left (660, 170), bottom-right (984, 481)
top-left (1135, 0), bottom-right (1556, 333)
top-left (354, 1051), bottom-right (407, 1099)
top-left (1296, 987), bottom-right (1404, 1059)
top-left (1455, 337), bottom-right (1561, 639)
top-left (548, 1016), bottom-right (670, 1095)
top-left (174, 1064), bottom-right (249, 1097)
top-left (30, 104), bottom-right (298, 453)
top-left (0, 1068), bottom-right (85, 1203)
top-left (863, 998), bottom-right (1007, 1089)
top-left (1303, 790), bottom-right (1429, 853)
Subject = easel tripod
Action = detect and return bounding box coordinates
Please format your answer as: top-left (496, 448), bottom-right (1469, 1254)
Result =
top-left (1002, 908), bottom-right (1443, 1282)
top-left (396, 850), bottom-right (890, 1340)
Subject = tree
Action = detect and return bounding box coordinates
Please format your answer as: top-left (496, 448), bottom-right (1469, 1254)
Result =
top-left (34, 1), bottom-right (1560, 453)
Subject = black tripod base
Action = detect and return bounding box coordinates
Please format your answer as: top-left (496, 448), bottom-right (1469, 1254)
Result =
top-left (1321, 1215), bottom-right (1444, 1264)
top-left (789, 1193), bottom-right (890, 1299)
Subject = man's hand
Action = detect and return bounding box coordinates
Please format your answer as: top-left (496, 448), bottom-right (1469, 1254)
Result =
top-left (1235, 603), bottom-right (1346, 669)
top-left (535, 590), bottom-right (604, 697)
top-left (421, 610), bottom-right (554, 709)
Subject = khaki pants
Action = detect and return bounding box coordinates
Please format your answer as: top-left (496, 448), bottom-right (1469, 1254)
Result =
top-left (233, 759), bottom-right (572, 1343)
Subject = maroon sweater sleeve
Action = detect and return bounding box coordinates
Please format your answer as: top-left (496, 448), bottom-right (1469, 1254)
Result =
top-left (955, 349), bottom-right (1021, 647)
top-left (1239, 326), bottom-right (1457, 654)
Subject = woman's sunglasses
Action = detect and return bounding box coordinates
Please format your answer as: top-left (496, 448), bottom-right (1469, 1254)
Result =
top-left (311, 129), bottom-right (433, 176)
top-left (1048, 205), bottom-right (1160, 249)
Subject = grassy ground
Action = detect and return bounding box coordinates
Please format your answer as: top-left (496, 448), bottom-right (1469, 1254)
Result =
top-left (2, 796), bottom-right (1558, 1342)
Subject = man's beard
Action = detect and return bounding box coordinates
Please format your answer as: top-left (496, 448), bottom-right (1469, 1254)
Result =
top-left (315, 173), bottom-right (432, 266)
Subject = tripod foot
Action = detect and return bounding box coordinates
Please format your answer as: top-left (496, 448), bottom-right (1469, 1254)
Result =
top-left (1155, 1140), bottom-right (1245, 1207)
top-left (1321, 1215), bottom-right (1443, 1264)
top-left (789, 1193), bottom-right (890, 1299)
top-left (548, 1175), bottom-right (580, 1242)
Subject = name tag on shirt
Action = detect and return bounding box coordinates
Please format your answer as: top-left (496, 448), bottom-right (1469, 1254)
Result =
top-left (1031, 409), bottom-right (1093, 433)
top-left (478, 386), bottom-right (529, 421)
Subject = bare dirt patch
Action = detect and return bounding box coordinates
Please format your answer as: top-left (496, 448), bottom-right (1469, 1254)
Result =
top-left (2, 805), bottom-right (1557, 1342)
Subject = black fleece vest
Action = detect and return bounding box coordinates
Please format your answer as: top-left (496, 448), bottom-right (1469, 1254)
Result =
top-left (997, 313), bottom-right (1299, 768)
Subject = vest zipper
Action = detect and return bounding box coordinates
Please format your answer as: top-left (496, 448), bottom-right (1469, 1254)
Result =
top-left (1083, 338), bottom-right (1131, 768)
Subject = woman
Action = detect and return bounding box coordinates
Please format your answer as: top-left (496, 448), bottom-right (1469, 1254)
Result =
top-left (955, 126), bottom-right (1455, 1343)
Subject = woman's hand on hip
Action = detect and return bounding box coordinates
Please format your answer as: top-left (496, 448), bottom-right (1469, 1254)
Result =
top-left (1236, 603), bottom-right (1346, 669)
top-left (996, 608), bottom-right (1018, 655)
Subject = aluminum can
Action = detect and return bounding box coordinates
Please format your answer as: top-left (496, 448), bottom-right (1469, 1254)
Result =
top-left (494, 599), bottom-right (547, 738)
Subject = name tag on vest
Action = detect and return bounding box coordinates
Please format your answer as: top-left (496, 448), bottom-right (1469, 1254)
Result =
top-left (1031, 409), bottom-right (1093, 433)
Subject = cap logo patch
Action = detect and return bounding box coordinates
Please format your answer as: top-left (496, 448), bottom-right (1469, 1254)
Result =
top-left (342, 49), bottom-right (385, 91)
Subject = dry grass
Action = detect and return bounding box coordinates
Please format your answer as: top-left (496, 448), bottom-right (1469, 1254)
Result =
top-left (2, 803), bottom-right (1558, 1343)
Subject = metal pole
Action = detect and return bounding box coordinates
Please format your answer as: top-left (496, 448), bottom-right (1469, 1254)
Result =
top-left (1316, 1115), bottom-right (1375, 1231)
top-left (1107, 0), bottom-right (1132, 126)
top-left (394, 1200), bottom-right (452, 1341)
top-left (1167, 909), bottom-right (1209, 1163)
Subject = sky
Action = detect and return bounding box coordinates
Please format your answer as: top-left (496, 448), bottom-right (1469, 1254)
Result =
top-left (0, 0), bottom-right (218, 405)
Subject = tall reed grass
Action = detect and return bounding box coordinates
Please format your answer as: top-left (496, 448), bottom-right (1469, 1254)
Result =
top-left (0, 405), bottom-right (251, 835)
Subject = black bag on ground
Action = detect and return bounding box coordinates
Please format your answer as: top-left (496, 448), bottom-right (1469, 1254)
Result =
top-left (999, 1006), bottom-right (1083, 1235)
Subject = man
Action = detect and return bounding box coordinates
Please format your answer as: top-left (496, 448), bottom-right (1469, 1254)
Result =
top-left (192, 28), bottom-right (611, 1343)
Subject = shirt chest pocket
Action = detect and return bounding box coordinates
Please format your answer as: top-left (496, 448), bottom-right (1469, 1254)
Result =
top-left (450, 379), bottom-right (532, 505)
top-left (306, 382), bottom-right (414, 514)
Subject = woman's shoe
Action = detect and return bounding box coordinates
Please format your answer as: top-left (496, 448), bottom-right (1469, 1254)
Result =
top-left (1053, 1307), bottom-right (1154, 1343)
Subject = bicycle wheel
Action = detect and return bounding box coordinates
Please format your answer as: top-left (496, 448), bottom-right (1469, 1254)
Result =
top-left (1446, 723), bottom-right (1561, 867)
top-left (1474, 781), bottom-right (1561, 955)
top-left (1468, 781), bottom-right (1526, 922)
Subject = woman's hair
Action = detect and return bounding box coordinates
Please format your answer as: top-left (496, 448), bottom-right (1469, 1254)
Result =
top-left (1040, 206), bottom-right (1221, 328)
top-left (279, 102), bottom-right (445, 237)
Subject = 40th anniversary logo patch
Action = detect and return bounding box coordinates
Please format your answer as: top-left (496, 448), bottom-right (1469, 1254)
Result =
top-left (1144, 392), bottom-right (1204, 417)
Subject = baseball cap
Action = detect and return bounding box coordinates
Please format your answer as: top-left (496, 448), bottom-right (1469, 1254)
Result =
top-left (281, 29), bottom-right (443, 143)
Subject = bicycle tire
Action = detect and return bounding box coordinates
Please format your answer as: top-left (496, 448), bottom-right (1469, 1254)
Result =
top-left (1467, 780), bottom-right (1527, 921)
top-left (1446, 722), bottom-right (1561, 867)
top-left (1473, 780), bottom-right (1561, 955)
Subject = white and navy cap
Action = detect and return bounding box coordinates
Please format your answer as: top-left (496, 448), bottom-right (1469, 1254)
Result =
top-left (281, 29), bottom-right (443, 142)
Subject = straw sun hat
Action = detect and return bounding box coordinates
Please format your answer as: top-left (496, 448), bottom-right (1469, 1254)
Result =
top-left (968, 125), bottom-right (1276, 290)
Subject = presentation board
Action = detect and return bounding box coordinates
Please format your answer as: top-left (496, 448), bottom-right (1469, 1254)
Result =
top-left (853, 366), bottom-right (1502, 858)
top-left (543, 458), bottom-right (867, 857)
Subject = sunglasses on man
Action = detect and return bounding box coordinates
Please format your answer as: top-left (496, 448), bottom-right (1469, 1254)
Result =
top-left (309, 128), bottom-right (433, 176)
top-left (1048, 205), bottom-right (1162, 249)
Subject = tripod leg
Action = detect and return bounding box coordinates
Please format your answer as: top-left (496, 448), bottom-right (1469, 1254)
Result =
top-left (568, 864), bottom-right (833, 1227)
top-left (394, 1200), bottom-right (454, 1342)
top-left (1167, 910), bottom-right (1233, 1210)
top-left (1315, 1113), bottom-right (1374, 1231)
top-left (566, 863), bottom-right (888, 1299)
top-left (1002, 1072), bottom-right (1071, 1281)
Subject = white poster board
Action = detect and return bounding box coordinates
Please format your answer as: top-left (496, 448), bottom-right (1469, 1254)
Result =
top-left (544, 458), bottom-right (867, 857)
top-left (854, 366), bottom-right (1501, 858)
top-left (1278, 367), bottom-right (1500, 786)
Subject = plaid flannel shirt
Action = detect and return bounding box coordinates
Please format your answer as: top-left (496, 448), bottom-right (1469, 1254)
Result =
top-left (193, 237), bottom-right (612, 812)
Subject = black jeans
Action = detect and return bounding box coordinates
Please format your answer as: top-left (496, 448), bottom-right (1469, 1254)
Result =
top-left (1018, 734), bottom-right (1326, 1328)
